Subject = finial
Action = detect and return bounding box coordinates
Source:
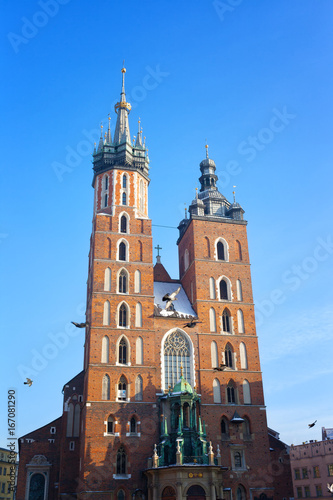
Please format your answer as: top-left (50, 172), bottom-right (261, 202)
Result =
top-left (133, 136), bottom-right (136, 146)
top-left (195, 187), bottom-right (198, 199)
top-left (121, 59), bottom-right (126, 73)
top-left (138, 118), bottom-right (141, 133)
top-left (184, 205), bottom-right (187, 219)
top-left (233, 185), bottom-right (236, 203)
top-left (205, 142), bottom-right (209, 159)
top-left (100, 123), bottom-right (103, 136)
top-left (180, 365), bottom-right (183, 377)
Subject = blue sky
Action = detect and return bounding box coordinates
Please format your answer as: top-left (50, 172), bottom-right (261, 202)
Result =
top-left (1, 0), bottom-right (333, 450)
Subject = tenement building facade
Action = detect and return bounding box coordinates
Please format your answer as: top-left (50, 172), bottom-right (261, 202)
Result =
top-left (17, 68), bottom-right (292, 500)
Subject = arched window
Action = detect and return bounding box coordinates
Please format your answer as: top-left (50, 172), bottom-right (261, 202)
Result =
top-left (118, 338), bottom-right (128, 364)
top-left (102, 374), bottom-right (110, 400)
top-left (117, 490), bottom-right (125, 500)
top-left (104, 175), bottom-right (109, 191)
top-left (163, 330), bottom-right (193, 389)
top-left (107, 237), bottom-right (111, 259)
top-left (66, 403), bottom-right (74, 437)
top-left (242, 417), bottom-right (251, 437)
top-left (28, 474), bottom-right (45, 500)
top-left (243, 380), bottom-right (251, 404)
top-left (103, 301), bottom-right (110, 326)
top-left (217, 241), bottom-right (225, 260)
top-left (135, 303), bottom-right (142, 327)
top-left (118, 269), bottom-right (128, 293)
top-left (136, 337), bottom-right (143, 364)
top-left (209, 277), bottom-right (216, 299)
top-left (235, 452), bottom-right (242, 468)
top-left (139, 241), bottom-right (143, 261)
top-left (130, 416), bottom-right (137, 433)
top-left (209, 308), bottom-right (217, 332)
top-left (237, 309), bottom-right (245, 333)
top-left (119, 303), bottom-right (128, 327)
top-left (116, 446), bottom-right (126, 474)
top-left (118, 376), bottom-right (127, 401)
top-left (101, 336), bottom-right (109, 363)
top-left (236, 485), bottom-right (246, 500)
top-left (205, 237), bottom-right (210, 258)
top-left (187, 485), bottom-right (206, 499)
top-left (240, 342), bottom-right (248, 369)
top-left (73, 404), bottom-right (80, 437)
top-left (219, 279), bottom-right (229, 300)
top-left (135, 375), bottom-right (143, 401)
top-left (104, 267), bottom-right (111, 291)
top-left (213, 378), bottom-right (221, 403)
top-left (134, 270), bottom-right (141, 293)
top-left (236, 240), bottom-right (243, 261)
top-left (162, 486), bottom-right (176, 500)
top-left (122, 175), bottom-right (127, 189)
top-left (236, 279), bottom-right (243, 301)
top-left (107, 415), bottom-right (114, 434)
top-left (184, 249), bottom-right (189, 270)
top-left (222, 308), bottom-right (231, 333)
top-left (120, 215), bottom-right (127, 233)
top-left (122, 192), bottom-right (126, 205)
top-left (211, 341), bottom-right (218, 368)
top-left (225, 344), bottom-right (233, 368)
top-left (227, 381), bottom-right (236, 404)
top-left (221, 417), bottom-right (229, 437)
top-left (119, 241), bottom-right (127, 261)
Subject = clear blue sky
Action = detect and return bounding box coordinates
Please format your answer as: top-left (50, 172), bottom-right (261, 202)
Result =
top-left (1, 0), bottom-right (333, 450)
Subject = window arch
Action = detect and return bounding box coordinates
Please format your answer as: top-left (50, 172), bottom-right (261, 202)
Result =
top-left (120, 214), bottom-right (128, 234)
top-left (136, 336), bottom-right (143, 364)
top-left (236, 486), bottom-right (246, 500)
top-left (209, 277), bottom-right (216, 299)
top-left (118, 376), bottom-right (127, 401)
top-left (107, 415), bottom-right (114, 434)
top-left (118, 337), bottom-right (128, 364)
top-left (213, 378), bottom-right (221, 403)
top-left (237, 309), bottom-right (245, 333)
top-left (66, 403), bottom-right (74, 437)
top-left (243, 379), bottom-right (251, 404)
top-left (209, 308), bottom-right (217, 332)
top-left (118, 302), bottom-right (129, 328)
top-left (118, 269), bottom-right (128, 293)
top-left (236, 279), bottom-right (243, 301)
top-left (101, 336), bottom-right (109, 363)
top-left (135, 303), bottom-right (142, 327)
top-left (216, 238), bottom-right (228, 261)
top-left (116, 445), bottom-right (127, 474)
top-left (122, 174), bottom-right (127, 189)
top-left (221, 416), bottom-right (229, 438)
top-left (205, 236), bottom-right (210, 258)
top-left (104, 267), bottom-right (111, 291)
top-left (224, 343), bottom-right (234, 369)
top-left (227, 380), bottom-right (236, 404)
top-left (235, 452), bottom-right (243, 468)
top-left (118, 240), bottom-right (128, 261)
top-left (102, 374), bottom-right (110, 400)
top-left (222, 308), bottom-right (231, 333)
top-left (184, 249), bottom-right (189, 271)
top-left (163, 329), bottom-right (194, 390)
top-left (73, 404), bottom-right (80, 437)
top-left (162, 486), bottom-right (176, 500)
top-left (211, 341), bottom-right (218, 368)
top-left (122, 192), bottom-right (127, 205)
top-left (239, 342), bottom-right (248, 369)
top-left (134, 270), bottom-right (141, 293)
top-left (117, 490), bottom-right (125, 500)
top-left (135, 375), bottom-right (143, 401)
top-left (236, 240), bottom-right (243, 261)
top-left (130, 416), bottom-right (137, 433)
top-left (219, 277), bottom-right (231, 300)
top-left (103, 301), bottom-right (110, 326)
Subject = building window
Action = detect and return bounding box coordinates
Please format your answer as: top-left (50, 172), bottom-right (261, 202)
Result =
top-left (237, 309), bottom-right (245, 333)
top-left (205, 237), bottom-right (210, 258)
top-left (130, 417), bottom-right (137, 433)
top-left (119, 269), bottom-right (128, 293)
top-left (69, 441), bottom-right (75, 451)
top-left (328, 464), bottom-right (333, 476)
top-left (139, 240), bottom-right (143, 261)
top-left (28, 474), bottom-right (45, 500)
top-left (104, 267), bottom-right (111, 291)
top-left (225, 344), bottom-right (233, 368)
top-left (107, 415), bottom-right (114, 434)
top-left (119, 241), bottom-right (127, 261)
top-left (294, 468), bottom-right (300, 480)
top-left (122, 175), bottom-right (127, 188)
top-left (122, 192), bottom-right (127, 205)
top-left (239, 342), bottom-right (248, 369)
top-left (209, 307), bottom-right (217, 332)
top-left (105, 176), bottom-right (108, 190)
top-left (135, 302), bottom-right (142, 327)
top-left (104, 194), bottom-right (108, 208)
top-left (211, 341), bottom-right (218, 368)
top-left (236, 486), bottom-right (246, 500)
top-left (209, 277), bottom-right (215, 299)
top-left (236, 240), bottom-right (242, 261)
top-left (120, 215), bottom-right (127, 233)
top-left (103, 301), bottom-right (110, 325)
top-left (119, 303), bottom-right (128, 327)
top-left (119, 338), bottom-right (127, 364)
top-left (134, 270), bottom-right (141, 293)
top-left (101, 336), bottom-right (109, 363)
top-left (222, 308), bottom-right (231, 333)
top-left (313, 466), bottom-right (320, 478)
top-left (217, 240), bottom-right (227, 261)
top-left (116, 446), bottom-right (126, 474)
top-left (50, 426), bottom-right (56, 434)
top-left (296, 487), bottom-right (302, 498)
top-left (219, 279), bottom-right (230, 300)
top-left (135, 375), bottom-right (143, 401)
top-left (163, 329), bottom-right (193, 390)
top-left (302, 468), bottom-right (308, 479)
top-left (184, 249), bottom-right (189, 270)
top-left (234, 451), bottom-right (242, 468)
top-left (221, 417), bottom-right (229, 438)
top-left (136, 337), bottom-right (143, 365)
top-left (227, 383), bottom-right (236, 403)
top-left (102, 374), bottom-right (110, 400)
top-left (315, 485), bottom-right (322, 497)
top-left (117, 490), bottom-right (125, 500)
top-left (236, 279), bottom-right (243, 301)
top-left (118, 376), bottom-right (127, 401)
top-left (213, 379), bottom-right (221, 403)
top-left (243, 379), bottom-right (251, 404)
top-left (304, 486), bottom-right (310, 498)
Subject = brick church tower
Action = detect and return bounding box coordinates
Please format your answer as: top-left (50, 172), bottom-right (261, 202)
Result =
top-left (16, 68), bottom-right (292, 500)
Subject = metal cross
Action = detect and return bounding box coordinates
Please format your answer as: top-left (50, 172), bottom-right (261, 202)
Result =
top-left (155, 244), bottom-right (162, 257)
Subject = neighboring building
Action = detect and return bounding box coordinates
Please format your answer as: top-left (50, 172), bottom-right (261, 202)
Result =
top-left (290, 439), bottom-right (333, 499)
top-left (0, 447), bottom-right (18, 500)
top-left (17, 67), bottom-right (293, 500)
top-left (322, 428), bottom-right (333, 441)
top-left (268, 429), bottom-right (293, 500)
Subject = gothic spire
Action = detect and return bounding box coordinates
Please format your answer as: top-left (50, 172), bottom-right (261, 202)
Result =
top-left (113, 65), bottom-right (132, 145)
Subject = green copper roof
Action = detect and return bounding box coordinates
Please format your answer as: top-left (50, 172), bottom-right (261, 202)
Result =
top-left (172, 375), bottom-right (193, 395)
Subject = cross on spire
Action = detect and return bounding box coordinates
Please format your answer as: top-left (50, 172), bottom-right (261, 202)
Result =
top-left (155, 244), bottom-right (162, 257)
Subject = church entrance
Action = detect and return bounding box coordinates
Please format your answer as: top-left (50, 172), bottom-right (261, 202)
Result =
top-left (187, 484), bottom-right (206, 500)
top-left (162, 486), bottom-right (176, 500)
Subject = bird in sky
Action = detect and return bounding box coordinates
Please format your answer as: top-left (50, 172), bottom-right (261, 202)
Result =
top-left (308, 420), bottom-right (317, 428)
top-left (213, 364), bottom-right (227, 371)
top-left (327, 484), bottom-right (333, 494)
top-left (162, 286), bottom-right (181, 310)
top-left (24, 378), bottom-right (33, 387)
top-left (71, 321), bottom-right (89, 328)
top-left (183, 318), bottom-right (202, 328)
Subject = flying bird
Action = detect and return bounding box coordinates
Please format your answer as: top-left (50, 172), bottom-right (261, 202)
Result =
top-left (162, 286), bottom-right (181, 310)
top-left (24, 378), bottom-right (33, 387)
top-left (213, 364), bottom-right (227, 372)
top-left (71, 322), bottom-right (89, 328)
top-left (308, 420), bottom-right (317, 428)
top-left (327, 484), bottom-right (333, 494)
top-left (183, 319), bottom-right (202, 328)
